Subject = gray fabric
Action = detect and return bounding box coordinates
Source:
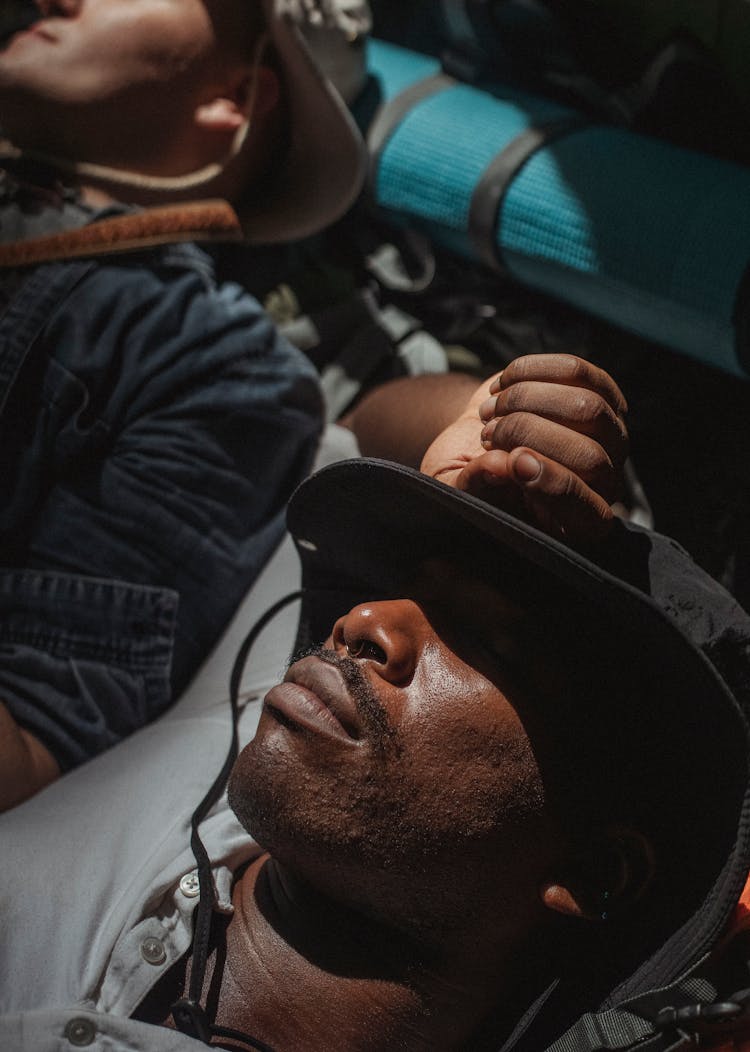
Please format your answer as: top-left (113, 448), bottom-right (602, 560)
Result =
top-left (0, 424), bottom-right (360, 1051)
top-left (0, 691), bottom-right (262, 1048)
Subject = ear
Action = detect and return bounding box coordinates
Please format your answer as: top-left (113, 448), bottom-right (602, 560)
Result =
top-left (540, 826), bottom-right (656, 923)
top-left (194, 67), bottom-right (280, 134)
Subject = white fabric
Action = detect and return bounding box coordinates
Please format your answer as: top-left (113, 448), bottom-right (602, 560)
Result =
top-left (0, 424), bottom-right (360, 1051)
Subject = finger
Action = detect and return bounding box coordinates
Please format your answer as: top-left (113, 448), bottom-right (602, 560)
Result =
top-left (454, 450), bottom-right (528, 515)
top-left (480, 411), bottom-right (619, 502)
top-left (455, 449), bottom-right (514, 491)
top-left (479, 380), bottom-right (628, 464)
top-left (490, 354), bottom-right (628, 417)
top-left (507, 447), bottom-right (614, 544)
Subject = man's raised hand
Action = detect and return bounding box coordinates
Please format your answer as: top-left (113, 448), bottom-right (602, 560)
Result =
top-left (420, 354), bottom-right (629, 544)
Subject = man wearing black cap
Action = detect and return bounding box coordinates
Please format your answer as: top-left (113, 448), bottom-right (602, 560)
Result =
top-left (1, 356), bottom-right (749, 1051)
top-left (0, 0), bottom-right (370, 807)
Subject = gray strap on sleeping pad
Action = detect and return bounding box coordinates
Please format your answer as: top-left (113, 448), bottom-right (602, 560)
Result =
top-left (468, 114), bottom-right (590, 271)
top-left (366, 66), bottom-right (590, 273)
top-left (367, 73), bottom-right (456, 197)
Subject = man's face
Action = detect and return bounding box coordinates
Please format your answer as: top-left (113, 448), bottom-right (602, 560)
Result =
top-left (229, 565), bottom-right (568, 941)
top-left (0, 0), bottom-right (247, 169)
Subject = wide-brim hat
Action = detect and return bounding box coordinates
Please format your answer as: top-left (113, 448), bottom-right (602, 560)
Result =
top-left (237, 0), bottom-right (368, 242)
top-left (285, 457), bottom-right (750, 1034)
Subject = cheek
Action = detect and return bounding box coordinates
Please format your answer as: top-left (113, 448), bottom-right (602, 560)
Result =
top-left (395, 661), bottom-right (544, 835)
top-left (80, 11), bottom-right (213, 87)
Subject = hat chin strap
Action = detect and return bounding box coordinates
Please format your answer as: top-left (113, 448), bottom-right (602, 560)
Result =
top-left (2, 134), bottom-right (242, 195)
top-left (4, 31), bottom-right (268, 197)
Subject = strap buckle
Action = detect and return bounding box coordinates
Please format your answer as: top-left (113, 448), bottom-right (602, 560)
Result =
top-left (655, 989), bottom-right (750, 1045)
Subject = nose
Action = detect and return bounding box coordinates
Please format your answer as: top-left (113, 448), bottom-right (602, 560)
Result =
top-left (331, 600), bottom-right (425, 686)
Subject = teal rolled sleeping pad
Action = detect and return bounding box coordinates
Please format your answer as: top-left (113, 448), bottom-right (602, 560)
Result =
top-left (366, 38), bottom-right (750, 378)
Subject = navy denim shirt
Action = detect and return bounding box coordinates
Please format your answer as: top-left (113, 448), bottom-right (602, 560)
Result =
top-left (0, 242), bottom-right (322, 769)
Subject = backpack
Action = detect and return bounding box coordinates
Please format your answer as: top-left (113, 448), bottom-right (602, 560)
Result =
top-left (371, 0), bottom-right (750, 157)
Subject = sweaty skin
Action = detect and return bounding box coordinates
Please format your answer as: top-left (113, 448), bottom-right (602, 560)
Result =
top-left (136, 573), bottom-right (641, 1051)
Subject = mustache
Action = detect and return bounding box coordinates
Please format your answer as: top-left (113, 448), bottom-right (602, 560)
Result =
top-left (288, 643), bottom-right (396, 748)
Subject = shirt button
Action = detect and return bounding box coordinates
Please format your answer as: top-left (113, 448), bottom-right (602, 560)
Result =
top-left (179, 872), bottom-right (200, 898)
top-left (64, 1017), bottom-right (96, 1046)
top-left (140, 936), bottom-right (167, 965)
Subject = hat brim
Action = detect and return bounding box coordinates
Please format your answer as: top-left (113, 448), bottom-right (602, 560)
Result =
top-left (286, 457), bottom-right (750, 1004)
top-left (237, 4), bottom-right (367, 244)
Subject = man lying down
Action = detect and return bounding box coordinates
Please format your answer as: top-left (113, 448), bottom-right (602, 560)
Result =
top-left (1, 356), bottom-right (750, 1052)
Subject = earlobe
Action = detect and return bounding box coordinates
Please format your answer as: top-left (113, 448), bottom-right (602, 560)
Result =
top-left (540, 882), bottom-right (589, 919)
top-left (193, 67), bottom-right (279, 135)
top-left (194, 97), bottom-right (247, 133)
top-left (540, 826), bottom-right (656, 923)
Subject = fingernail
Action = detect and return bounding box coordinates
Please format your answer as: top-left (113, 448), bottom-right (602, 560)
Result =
top-left (480, 422), bottom-right (495, 447)
top-left (478, 397), bottom-right (495, 422)
top-left (513, 452), bottom-right (541, 482)
top-left (488, 369), bottom-right (504, 394)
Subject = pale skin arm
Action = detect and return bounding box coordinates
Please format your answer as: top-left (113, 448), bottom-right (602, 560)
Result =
top-left (0, 702), bottom-right (60, 811)
top-left (421, 354), bottom-right (629, 543)
top-left (339, 372), bottom-right (480, 469)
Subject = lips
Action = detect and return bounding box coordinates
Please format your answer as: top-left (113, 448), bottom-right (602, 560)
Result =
top-left (263, 655), bottom-right (361, 742)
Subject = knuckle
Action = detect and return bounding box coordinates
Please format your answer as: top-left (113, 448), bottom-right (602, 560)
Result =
top-left (501, 357), bottom-right (524, 386)
top-left (538, 464), bottom-right (582, 504)
top-left (561, 354), bottom-right (589, 382)
top-left (572, 390), bottom-right (608, 426)
top-left (503, 382), bottom-right (530, 414)
top-left (570, 442), bottom-right (613, 483)
top-left (561, 470), bottom-right (580, 501)
top-left (491, 412), bottom-right (532, 449)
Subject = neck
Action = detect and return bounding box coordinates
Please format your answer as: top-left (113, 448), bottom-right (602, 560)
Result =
top-left (192, 855), bottom-right (553, 1052)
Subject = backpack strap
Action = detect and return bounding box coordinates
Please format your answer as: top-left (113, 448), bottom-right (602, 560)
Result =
top-left (545, 969), bottom-right (750, 1051)
top-left (543, 871), bottom-right (750, 1052)
top-left (0, 199), bottom-right (242, 268)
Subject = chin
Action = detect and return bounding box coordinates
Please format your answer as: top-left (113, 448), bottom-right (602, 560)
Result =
top-left (227, 734), bottom-right (318, 854)
top-left (227, 737), bottom-right (274, 840)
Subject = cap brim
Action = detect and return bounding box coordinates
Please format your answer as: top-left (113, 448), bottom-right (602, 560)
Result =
top-left (286, 457), bottom-right (750, 1003)
top-left (237, 6), bottom-right (367, 244)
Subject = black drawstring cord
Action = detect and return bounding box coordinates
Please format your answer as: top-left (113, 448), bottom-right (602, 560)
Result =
top-left (209, 1024), bottom-right (278, 1051)
top-left (172, 589), bottom-right (303, 1049)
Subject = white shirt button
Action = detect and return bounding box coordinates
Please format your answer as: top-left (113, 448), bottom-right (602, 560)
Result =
top-left (140, 936), bottom-right (167, 965)
top-left (64, 1017), bottom-right (96, 1046)
top-left (179, 872), bottom-right (201, 898)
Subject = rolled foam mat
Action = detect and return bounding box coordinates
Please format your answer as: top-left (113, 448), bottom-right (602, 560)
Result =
top-left (367, 38), bottom-right (750, 377)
